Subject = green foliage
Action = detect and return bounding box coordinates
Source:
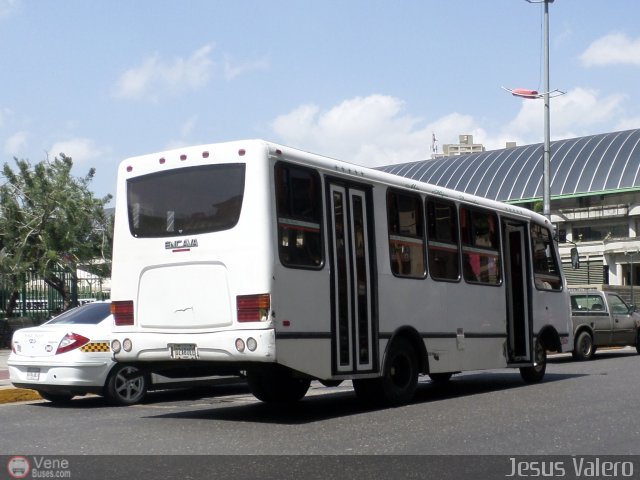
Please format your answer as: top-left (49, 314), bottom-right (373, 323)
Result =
top-left (0, 154), bottom-right (113, 312)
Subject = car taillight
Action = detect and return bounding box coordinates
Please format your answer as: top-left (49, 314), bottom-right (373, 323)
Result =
top-left (56, 333), bottom-right (90, 355)
top-left (112, 301), bottom-right (135, 326)
top-left (237, 294), bottom-right (270, 322)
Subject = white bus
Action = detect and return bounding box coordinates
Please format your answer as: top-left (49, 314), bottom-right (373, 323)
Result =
top-left (110, 139), bottom-right (572, 406)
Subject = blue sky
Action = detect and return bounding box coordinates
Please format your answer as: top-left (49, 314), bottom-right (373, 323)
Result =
top-left (1, 0), bottom-right (639, 202)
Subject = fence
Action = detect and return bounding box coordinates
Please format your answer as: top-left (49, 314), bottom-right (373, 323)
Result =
top-left (0, 270), bottom-right (110, 323)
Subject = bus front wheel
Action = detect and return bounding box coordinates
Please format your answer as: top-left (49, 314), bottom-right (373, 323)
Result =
top-left (519, 338), bottom-right (547, 384)
top-left (247, 365), bottom-right (311, 403)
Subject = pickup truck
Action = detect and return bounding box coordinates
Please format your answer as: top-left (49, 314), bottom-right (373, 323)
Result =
top-left (570, 290), bottom-right (640, 360)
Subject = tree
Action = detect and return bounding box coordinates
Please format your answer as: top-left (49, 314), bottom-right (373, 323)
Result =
top-left (0, 154), bottom-right (113, 314)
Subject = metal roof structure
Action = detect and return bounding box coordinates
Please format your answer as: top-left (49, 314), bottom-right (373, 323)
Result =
top-left (378, 129), bottom-right (640, 203)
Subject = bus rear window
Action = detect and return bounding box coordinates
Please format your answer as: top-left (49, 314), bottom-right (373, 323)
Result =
top-left (127, 164), bottom-right (245, 238)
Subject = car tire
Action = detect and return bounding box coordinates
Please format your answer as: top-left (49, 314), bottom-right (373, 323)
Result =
top-left (105, 364), bottom-right (148, 406)
top-left (572, 331), bottom-right (594, 361)
top-left (38, 391), bottom-right (74, 403)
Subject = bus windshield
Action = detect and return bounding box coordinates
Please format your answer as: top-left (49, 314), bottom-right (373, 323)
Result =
top-left (127, 163), bottom-right (246, 238)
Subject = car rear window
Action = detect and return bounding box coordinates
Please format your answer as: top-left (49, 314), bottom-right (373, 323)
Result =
top-left (46, 303), bottom-right (111, 325)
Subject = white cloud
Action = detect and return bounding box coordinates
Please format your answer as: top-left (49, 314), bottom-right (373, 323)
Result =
top-left (113, 44), bottom-right (215, 101)
top-left (4, 131), bottom-right (28, 155)
top-left (272, 95), bottom-right (433, 166)
top-left (48, 138), bottom-right (108, 163)
top-left (580, 33), bottom-right (640, 67)
top-left (224, 55), bottom-right (269, 81)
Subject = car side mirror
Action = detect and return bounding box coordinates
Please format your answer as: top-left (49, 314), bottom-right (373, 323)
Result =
top-left (570, 247), bottom-right (580, 269)
top-left (629, 304), bottom-right (637, 314)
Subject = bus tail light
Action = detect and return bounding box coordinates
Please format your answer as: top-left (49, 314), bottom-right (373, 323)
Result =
top-left (237, 294), bottom-right (270, 322)
top-left (112, 301), bottom-right (135, 326)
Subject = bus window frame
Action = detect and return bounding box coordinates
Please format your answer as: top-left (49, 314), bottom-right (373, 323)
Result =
top-left (459, 206), bottom-right (503, 287)
top-left (386, 188), bottom-right (427, 280)
top-left (426, 197), bottom-right (461, 283)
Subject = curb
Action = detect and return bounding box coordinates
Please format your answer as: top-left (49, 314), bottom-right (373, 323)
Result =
top-left (0, 387), bottom-right (42, 404)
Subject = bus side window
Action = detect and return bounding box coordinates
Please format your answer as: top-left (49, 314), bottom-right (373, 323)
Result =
top-left (426, 198), bottom-right (460, 281)
top-left (459, 207), bottom-right (502, 285)
top-left (274, 162), bottom-right (323, 269)
top-left (530, 224), bottom-right (562, 290)
top-left (386, 190), bottom-right (426, 278)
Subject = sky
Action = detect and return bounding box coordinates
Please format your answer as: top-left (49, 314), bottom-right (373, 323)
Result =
top-left (1, 0), bottom-right (639, 203)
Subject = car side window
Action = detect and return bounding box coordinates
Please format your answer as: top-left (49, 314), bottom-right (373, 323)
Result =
top-left (607, 294), bottom-right (630, 315)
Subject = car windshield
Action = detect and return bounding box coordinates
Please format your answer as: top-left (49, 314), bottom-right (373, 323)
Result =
top-left (45, 303), bottom-right (111, 325)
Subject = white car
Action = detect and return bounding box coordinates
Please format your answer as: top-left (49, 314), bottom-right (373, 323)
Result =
top-left (8, 301), bottom-right (237, 405)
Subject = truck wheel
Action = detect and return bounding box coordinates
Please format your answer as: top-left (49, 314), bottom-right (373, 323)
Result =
top-left (520, 338), bottom-right (547, 383)
top-left (247, 365), bottom-right (310, 403)
top-left (572, 331), bottom-right (594, 361)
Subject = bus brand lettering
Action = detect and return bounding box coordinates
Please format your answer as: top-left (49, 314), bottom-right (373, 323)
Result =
top-left (165, 239), bottom-right (198, 249)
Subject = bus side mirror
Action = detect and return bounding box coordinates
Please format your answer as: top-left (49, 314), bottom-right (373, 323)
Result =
top-left (570, 247), bottom-right (580, 269)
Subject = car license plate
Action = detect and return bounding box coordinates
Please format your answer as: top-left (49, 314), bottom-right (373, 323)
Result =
top-left (27, 367), bottom-right (40, 381)
top-left (170, 343), bottom-right (198, 359)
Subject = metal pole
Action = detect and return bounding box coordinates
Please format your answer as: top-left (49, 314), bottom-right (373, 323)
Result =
top-left (542, 0), bottom-right (552, 219)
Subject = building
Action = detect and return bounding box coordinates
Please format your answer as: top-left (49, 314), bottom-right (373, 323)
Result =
top-left (379, 128), bottom-right (640, 296)
top-left (432, 134), bottom-right (486, 159)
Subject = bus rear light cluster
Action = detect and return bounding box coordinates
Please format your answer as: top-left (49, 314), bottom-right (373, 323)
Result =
top-left (236, 294), bottom-right (270, 322)
top-left (235, 337), bottom-right (258, 353)
top-left (112, 301), bottom-right (135, 326)
top-left (111, 338), bottom-right (133, 353)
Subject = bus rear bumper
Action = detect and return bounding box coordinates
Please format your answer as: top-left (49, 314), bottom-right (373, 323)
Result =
top-left (111, 328), bottom-right (276, 363)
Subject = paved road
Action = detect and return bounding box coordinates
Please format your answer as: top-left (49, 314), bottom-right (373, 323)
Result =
top-left (2, 348), bottom-right (640, 456)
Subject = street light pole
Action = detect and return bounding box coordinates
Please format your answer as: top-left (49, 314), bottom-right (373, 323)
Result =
top-left (542, 0), bottom-right (552, 220)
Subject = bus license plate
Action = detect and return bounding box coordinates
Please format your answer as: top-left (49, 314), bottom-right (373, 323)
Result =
top-left (170, 344), bottom-right (198, 360)
top-left (27, 368), bottom-right (40, 381)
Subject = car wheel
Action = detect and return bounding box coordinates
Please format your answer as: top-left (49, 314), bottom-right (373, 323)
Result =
top-left (38, 391), bottom-right (74, 403)
top-left (105, 364), bottom-right (148, 406)
top-left (520, 338), bottom-right (547, 384)
top-left (572, 331), bottom-right (594, 361)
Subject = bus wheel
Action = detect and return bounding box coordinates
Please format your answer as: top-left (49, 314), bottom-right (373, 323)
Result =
top-left (247, 365), bottom-right (311, 403)
top-left (520, 338), bottom-right (547, 384)
top-left (572, 331), bottom-right (594, 361)
top-left (354, 337), bottom-right (418, 407)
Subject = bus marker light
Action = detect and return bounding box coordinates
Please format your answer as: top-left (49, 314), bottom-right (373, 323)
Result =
top-left (111, 340), bottom-right (122, 353)
top-left (123, 338), bottom-right (133, 352)
top-left (180, 154), bottom-right (187, 161)
top-left (202, 151), bottom-right (209, 158)
top-left (282, 320), bottom-right (290, 327)
top-left (235, 338), bottom-right (245, 353)
top-left (126, 166), bottom-right (133, 172)
top-left (247, 337), bottom-right (257, 352)
top-left (159, 158), bottom-right (165, 164)
top-left (238, 149), bottom-right (246, 156)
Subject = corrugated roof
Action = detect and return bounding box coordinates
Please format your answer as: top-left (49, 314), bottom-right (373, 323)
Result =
top-left (378, 129), bottom-right (640, 202)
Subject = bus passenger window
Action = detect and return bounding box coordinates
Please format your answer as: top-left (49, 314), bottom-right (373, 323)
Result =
top-left (426, 198), bottom-right (460, 281)
top-left (274, 162), bottom-right (323, 269)
top-left (460, 207), bottom-right (502, 285)
top-left (386, 190), bottom-right (426, 278)
top-left (530, 224), bottom-right (562, 290)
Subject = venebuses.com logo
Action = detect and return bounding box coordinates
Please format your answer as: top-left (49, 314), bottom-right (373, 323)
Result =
top-left (7, 456), bottom-right (30, 479)
top-left (7, 455), bottom-right (72, 479)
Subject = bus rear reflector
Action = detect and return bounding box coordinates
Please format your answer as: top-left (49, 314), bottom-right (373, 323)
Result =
top-left (237, 294), bottom-right (270, 322)
top-left (112, 301), bottom-right (135, 326)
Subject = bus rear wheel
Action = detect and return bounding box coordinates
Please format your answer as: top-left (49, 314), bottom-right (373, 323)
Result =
top-left (354, 337), bottom-right (418, 407)
top-left (247, 365), bottom-right (311, 403)
top-left (520, 338), bottom-right (547, 384)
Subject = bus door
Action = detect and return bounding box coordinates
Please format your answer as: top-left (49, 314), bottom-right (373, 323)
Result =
top-left (327, 181), bottom-right (378, 375)
top-left (503, 220), bottom-right (532, 363)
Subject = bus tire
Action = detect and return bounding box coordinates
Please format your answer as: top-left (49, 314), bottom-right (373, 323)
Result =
top-left (572, 331), bottom-right (594, 361)
top-left (520, 338), bottom-right (547, 384)
top-left (354, 337), bottom-right (418, 407)
top-left (247, 365), bottom-right (310, 403)
top-left (105, 364), bottom-right (148, 406)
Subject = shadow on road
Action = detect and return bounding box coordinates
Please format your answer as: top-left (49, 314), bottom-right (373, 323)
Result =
top-left (144, 371), bottom-right (584, 425)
